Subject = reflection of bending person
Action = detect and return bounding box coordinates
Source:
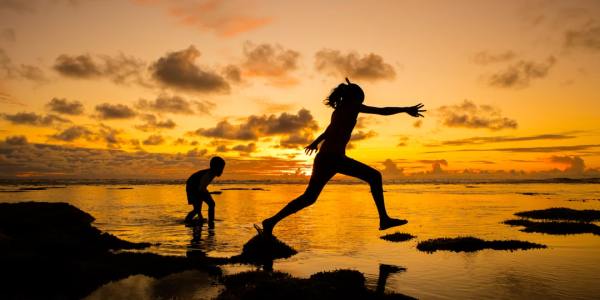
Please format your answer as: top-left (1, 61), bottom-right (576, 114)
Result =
top-left (261, 78), bottom-right (425, 235)
top-left (185, 156), bottom-right (225, 228)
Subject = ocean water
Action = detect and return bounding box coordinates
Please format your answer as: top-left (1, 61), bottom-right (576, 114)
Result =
top-left (1, 182), bottom-right (599, 299)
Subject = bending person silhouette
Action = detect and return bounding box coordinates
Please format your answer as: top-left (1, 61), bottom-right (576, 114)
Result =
top-left (185, 156), bottom-right (225, 228)
top-left (259, 78), bottom-right (425, 236)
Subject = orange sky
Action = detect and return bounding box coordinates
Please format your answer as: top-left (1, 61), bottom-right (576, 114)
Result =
top-left (1, 0), bottom-right (599, 180)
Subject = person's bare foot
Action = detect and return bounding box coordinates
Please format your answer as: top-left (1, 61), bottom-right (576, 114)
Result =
top-left (379, 218), bottom-right (407, 230)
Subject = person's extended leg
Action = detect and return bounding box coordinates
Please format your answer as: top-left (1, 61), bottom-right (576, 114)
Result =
top-left (337, 157), bottom-right (407, 230)
top-left (262, 155), bottom-right (335, 235)
top-left (204, 196), bottom-right (215, 228)
top-left (185, 202), bottom-right (202, 223)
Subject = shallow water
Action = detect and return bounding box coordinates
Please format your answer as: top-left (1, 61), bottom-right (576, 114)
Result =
top-left (1, 183), bottom-right (599, 299)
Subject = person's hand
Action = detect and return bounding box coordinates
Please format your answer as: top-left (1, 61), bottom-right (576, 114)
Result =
top-left (304, 143), bottom-right (318, 156)
top-left (406, 103), bottom-right (426, 118)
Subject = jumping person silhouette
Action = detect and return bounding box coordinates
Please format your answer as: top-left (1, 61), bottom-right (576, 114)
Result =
top-left (258, 78), bottom-right (425, 236)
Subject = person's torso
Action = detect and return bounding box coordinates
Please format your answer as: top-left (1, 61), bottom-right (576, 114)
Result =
top-left (186, 169), bottom-right (210, 189)
top-left (320, 104), bottom-right (359, 154)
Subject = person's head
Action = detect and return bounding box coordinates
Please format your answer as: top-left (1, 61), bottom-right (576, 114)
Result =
top-left (324, 78), bottom-right (364, 109)
top-left (209, 156), bottom-right (225, 176)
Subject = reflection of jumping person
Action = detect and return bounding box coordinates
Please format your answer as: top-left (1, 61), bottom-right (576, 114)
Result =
top-left (260, 78), bottom-right (425, 236)
top-left (185, 156), bottom-right (225, 228)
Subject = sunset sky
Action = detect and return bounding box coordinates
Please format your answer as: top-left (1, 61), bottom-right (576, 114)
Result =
top-left (1, 0), bottom-right (599, 180)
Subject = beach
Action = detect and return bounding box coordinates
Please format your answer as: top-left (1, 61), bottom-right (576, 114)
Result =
top-left (1, 182), bottom-right (599, 299)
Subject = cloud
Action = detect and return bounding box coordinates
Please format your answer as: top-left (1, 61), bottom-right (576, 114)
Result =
top-left (222, 64), bottom-right (242, 83)
top-left (136, 94), bottom-right (214, 115)
top-left (150, 46), bottom-right (230, 93)
top-left (550, 155), bottom-right (585, 175)
top-left (240, 42), bottom-right (300, 86)
top-left (351, 130), bottom-right (377, 141)
top-left (0, 91), bottom-right (25, 106)
top-left (134, 0), bottom-right (272, 37)
top-left (193, 108), bottom-right (319, 141)
top-left (314, 49), bottom-right (396, 82)
top-left (472, 51), bottom-right (516, 65)
top-left (488, 56), bottom-right (556, 88)
top-left (418, 159), bottom-right (448, 166)
top-left (413, 120), bottom-right (422, 128)
top-left (1, 28), bottom-right (16, 43)
top-left (382, 159), bottom-right (403, 177)
top-left (1, 48), bottom-right (47, 82)
top-left (397, 136), bottom-right (409, 147)
top-left (0, 0), bottom-right (89, 14)
top-left (95, 103), bottom-right (137, 119)
top-left (142, 134), bottom-right (165, 146)
top-left (135, 114), bottom-right (176, 131)
top-left (50, 125), bottom-right (94, 142)
top-left (347, 130), bottom-right (377, 149)
top-left (437, 100), bottom-right (517, 130)
top-left (279, 132), bottom-right (313, 149)
top-left (430, 133), bottom-right (575, 146)
top-left (425, 144), bottom-right (600, 154)
top-left (0, 0), bottom-right (36, 13)
top-left (418, 160), bottom-right (448, 175)
top-left (98, 124), bottom-right (123, 147)
top-left (53, 54), bottom-right (101, 78)
top-left (46, 97), bottom-right (84, 115)
top-left (0, 141), bottom-right (210, 179)
top-left (232, 142), bottom-right (256, 154)
top-left (0, 112), bottom-right (70, 126)
top-left (0, 140), bottom-right (319, 179)
top-left (256, 99), bottom-right (296, 114)
top-left (565, 23), bottom-right (600, 51)
top-left (4, 135), bottom-right (27, 145)
top-left (54, 53), bottom-right (147, 85)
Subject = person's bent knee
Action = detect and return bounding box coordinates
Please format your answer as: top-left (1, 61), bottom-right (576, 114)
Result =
top-left (301, 192), bottom-right (318, 206)
top-left (368, 170), bottom-right (383, 186)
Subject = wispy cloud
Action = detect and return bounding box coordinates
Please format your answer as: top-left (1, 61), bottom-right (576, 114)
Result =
top-left (0, 112), bottom-right (70, 126)
top-left (425, 144), bottom-right (600, 154)
top-left (135, 114), bottom-right (176, 132)
top-left (54, 52), bottom-right (148, 86)
top-left (0, 28), bottom-right (16, 43)
top-left (315, 49), bottom-right (396, 82)
top-left (46, 98), bottom-right (85, 115)
top-left (437, 100), bottom-right (517, 131)
top-left (132, 0), bottom-right (272, 37)
top-left (565, 22), bottom-right (600, 52)
top-left (550, 155), bottom-right (585, 175)
top-left (136, 94), bottom-right (212, 115)
top-left (239, 42), bottom-right (301, 86)
top-left (94, 103), bottom-right (137, 120)
top-left (142, 134), bottom-right (166, 146)
top-left (428, 133), bottom-right (575, 147)
top-left (194, 109), bottom-right (319, 146)
top-left (488, 56), bottom-right (556, 88)
top-left (472, 50), bottom-right (516, 65)
top-left (1, 48), bottom-right (47, 82)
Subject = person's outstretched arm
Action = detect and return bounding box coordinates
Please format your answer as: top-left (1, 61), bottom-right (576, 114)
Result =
top-left (360, 103), bottom-right (426, 117)
top-left (304, 125), bottom-right (330, 155)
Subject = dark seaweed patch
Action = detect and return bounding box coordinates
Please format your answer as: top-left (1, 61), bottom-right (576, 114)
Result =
top-left (380, 232), bottom-right (415, 242)
top-left (416, 236), bottom-right (546, 253)
top-left (503, 219), bottom-right (600, 235)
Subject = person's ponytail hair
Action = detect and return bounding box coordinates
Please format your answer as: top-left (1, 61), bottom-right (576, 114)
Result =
top-left (324, 78), bottom-right (364, 109)
top-left (324, 83), bottom-right (348, 109)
